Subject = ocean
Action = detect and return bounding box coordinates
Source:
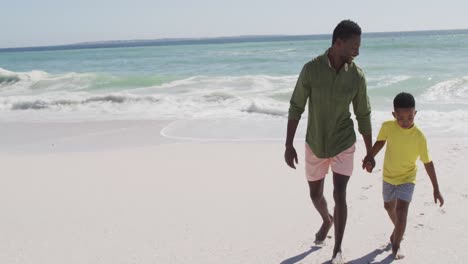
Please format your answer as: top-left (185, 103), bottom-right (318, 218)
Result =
top-left (1, 30), bottom-right (467, 140)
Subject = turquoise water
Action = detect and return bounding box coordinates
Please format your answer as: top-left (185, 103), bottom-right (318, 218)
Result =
top-left (1, 31), bottom-right (467, 139)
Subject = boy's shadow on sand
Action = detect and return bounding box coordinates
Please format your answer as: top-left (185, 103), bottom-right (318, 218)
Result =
top-left (280, 246), bottom-right (322, 264)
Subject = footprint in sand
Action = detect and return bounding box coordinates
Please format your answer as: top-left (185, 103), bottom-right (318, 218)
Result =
top-left (462, 194), bottom-right (468, 199)
top-left (361, 185), bottom-right (373, 190)
top-left (414, 223), bottom-right (424, 229)
top-left (447, 144), bottom-right (460, 152)
top-left (359, 195), bottom-right (368, 200)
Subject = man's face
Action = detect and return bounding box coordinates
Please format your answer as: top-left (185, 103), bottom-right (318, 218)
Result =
top-left (393, 108), bottom-right (417, 129)
top-left (337, 35), bottom-right (361, 64)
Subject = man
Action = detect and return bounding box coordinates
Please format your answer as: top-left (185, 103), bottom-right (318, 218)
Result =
top-left (284, 20), bottom-right (374, 264)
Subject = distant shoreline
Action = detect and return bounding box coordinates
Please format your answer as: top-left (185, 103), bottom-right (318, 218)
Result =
top-left (1, 29), bottom-right (467, 53)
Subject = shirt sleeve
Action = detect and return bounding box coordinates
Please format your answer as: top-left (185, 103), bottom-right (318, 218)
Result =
top-left (376, 122), bottom-right (388, 141)
top-left (419, 133), bottom-right (432, 163)
top-left (352, 74), bottom-right (372, 135)
top-left (288, 63), bottom-right (311, 120)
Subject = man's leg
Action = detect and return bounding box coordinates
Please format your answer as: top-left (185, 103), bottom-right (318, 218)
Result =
top-left (392, 199), bottom-right (410, 259)
top-left (332, 172), bottom-right (350, 258)
top-left (308, 179), bottom-right (333, 243)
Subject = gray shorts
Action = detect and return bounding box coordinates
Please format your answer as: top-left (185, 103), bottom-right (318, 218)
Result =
top-left (382, 181), bottom-right (415, 202)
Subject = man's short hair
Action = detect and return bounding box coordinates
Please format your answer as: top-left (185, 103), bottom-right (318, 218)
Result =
top-left (332, 20), bottom-right (362, 44)
top-left (393, 92), bottom-right (416, 109)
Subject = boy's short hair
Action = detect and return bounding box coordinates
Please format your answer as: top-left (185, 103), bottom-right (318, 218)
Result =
top-left (393, 92), bottom-right (415, 109)
top-left (332, 20), bottom-right (362, 44)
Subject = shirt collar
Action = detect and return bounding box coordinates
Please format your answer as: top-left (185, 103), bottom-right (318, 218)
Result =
top-left (323, 49), bottom-right (349, 72)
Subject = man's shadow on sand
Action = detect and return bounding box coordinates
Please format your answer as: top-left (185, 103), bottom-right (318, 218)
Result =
top-left (322, 244), bottom-right (395, 264)
top-left (280, 246), bottom-right (322, 264)
top-left (281, 244), bottom-right (394, 264)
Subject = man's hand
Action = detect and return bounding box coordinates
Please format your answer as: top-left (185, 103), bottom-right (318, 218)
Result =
top-left (434, 189), bottom-right (444, 207)
top-left (284, 145), bottom-right (298, 169)
top-left (362, 154), bottom-right (376, 172)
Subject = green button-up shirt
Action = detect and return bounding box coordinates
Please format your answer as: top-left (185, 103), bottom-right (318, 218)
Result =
top-left (288, 50), bottom-right (371, 158)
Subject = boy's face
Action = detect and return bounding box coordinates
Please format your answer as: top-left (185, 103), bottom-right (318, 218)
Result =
top-left (393, 108), bottom-right (417, 129)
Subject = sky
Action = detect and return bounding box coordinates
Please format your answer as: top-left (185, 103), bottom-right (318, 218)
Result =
top-left (1, 0), bottom-right (468, 48)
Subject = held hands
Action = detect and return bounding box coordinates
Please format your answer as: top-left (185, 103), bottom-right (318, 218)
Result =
top-left (284, 145), bottom-right (298, 169)
top-left (362, 154), bottom-right (376, 172)
top-left (434, 189), bottom-right (444, 207)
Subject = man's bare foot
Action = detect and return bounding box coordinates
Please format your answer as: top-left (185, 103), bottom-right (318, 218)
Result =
top-left (315, 214), bottom-right (333, 244)
top-left (392, 247), bottom-right (405, 260)
top-left (331, 251), bottom-right (345, 264)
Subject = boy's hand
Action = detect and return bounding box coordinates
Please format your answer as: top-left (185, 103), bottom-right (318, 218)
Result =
top-left (362, 154), bottom-right (375, 172)
top-left (434, 190), bottom-right (444, 207)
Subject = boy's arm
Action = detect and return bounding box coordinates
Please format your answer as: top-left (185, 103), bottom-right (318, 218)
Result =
top-left (424, 161), bottom-right (444, 206)
top-left (362, 140), bottom-right (386, 172)
top-left (370, 140), bottom-right (386, 157)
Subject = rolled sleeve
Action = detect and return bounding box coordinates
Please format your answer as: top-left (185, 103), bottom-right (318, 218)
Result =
top-left (288, 64), bottom-right (311, 120)
top-left (352, 75), bottom-right (372, 135)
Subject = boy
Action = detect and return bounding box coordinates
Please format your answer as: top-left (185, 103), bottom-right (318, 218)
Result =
top-left (363, 92), bottom-right (444, 260)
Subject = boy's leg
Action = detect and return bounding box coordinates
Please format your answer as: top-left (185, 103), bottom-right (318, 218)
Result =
top-left (392, 199), bottom-right (410, 259)
top-left (308, 179), bottom-right (333, 243)
top-left (383, 200), bottom-right (397, 242)
top-left (382, 181), bottom-right (398, 243)
top-left (332, 172), bottom-right (350, 258)
top-left (384, 200), bottom-right (397, 226)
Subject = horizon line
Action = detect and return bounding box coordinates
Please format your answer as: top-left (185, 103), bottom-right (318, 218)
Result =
top-left (2, 28), bottom-right (468, 52)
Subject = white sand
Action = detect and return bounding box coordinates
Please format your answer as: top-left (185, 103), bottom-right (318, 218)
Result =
top-left (0, 121), bottom-right (466, 263)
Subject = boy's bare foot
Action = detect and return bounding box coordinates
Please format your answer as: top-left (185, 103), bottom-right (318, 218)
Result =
top-left (315, 214), bottom-right (333, 244)
top-left (331, 251), bottom-right (345, 264)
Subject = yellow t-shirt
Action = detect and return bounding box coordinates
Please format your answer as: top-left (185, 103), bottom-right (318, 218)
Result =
top-left (377, 120), bottom-right (431, 185)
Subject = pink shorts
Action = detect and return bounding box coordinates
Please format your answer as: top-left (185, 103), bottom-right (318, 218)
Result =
top-left (305, 143), bottom-right (356, 182)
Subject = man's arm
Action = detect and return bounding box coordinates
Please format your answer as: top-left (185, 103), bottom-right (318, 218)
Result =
top-left (424, 161), bottom-right (444, 206)
top-left (361, 133), bottom-right (373, 170)
top-left (285, 119), bottom-right (299, 148)
top-left (353, 73), bottom-right (374, 171)
top-left (285, 119), bottom-right (299, 169)
top-left (362, 133), bottom-right (373, 154)
top-left (352, 74), bottom-right (372, 138)
top-left (285, 63), bottom-right (311, 169)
